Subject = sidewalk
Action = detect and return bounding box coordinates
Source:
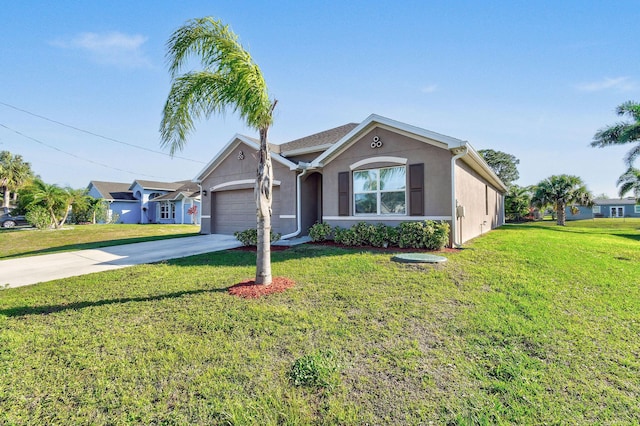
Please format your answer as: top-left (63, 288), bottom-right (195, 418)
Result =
top-left (1, 234), bottom-right (242, 289)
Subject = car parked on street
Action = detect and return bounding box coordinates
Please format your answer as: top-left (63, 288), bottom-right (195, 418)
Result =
top-left (0, 213), bottom-right (29, 228)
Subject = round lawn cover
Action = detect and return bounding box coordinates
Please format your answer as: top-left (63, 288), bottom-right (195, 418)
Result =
top-left (391, 253), bottom-right (447, 263)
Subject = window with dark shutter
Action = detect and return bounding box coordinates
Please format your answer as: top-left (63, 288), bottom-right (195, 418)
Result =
top-left (409, 163), bottom-right (424, 216)
top-left (338, 171), bottom-right (349, 216)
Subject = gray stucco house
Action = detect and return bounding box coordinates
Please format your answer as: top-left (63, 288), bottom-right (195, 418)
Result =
top-left (567, 197), bottom-right (640, 220)
top-left (193, 114), bottom-right (507, 246)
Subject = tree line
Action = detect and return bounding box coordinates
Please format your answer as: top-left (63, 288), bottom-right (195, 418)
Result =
top-left (1, 150), bottom-right (109, 228)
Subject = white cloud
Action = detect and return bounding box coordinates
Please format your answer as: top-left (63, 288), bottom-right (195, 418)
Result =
top-left (575, 76), bottom-right (638, 92)
top-left (420, 84), bottom-right (438, 94)
top-left (50, 32), bottom-right (151, 68)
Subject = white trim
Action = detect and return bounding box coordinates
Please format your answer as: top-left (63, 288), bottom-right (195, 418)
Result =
top-left (201, 215), bottom-right (211, 219)
top-left (349, 156), bottom-right (407, 170)
top-left (279, 214), bottom-right (296, 219)
top-left (635, 205), bottom-right (640, 214)
top-left (211, 179), bottom-right (281, 191)
top-left (323, 215), bottom-right (452, 221)
top-left (592, 205), bottom-right (601, 214)
top-left (193, 134), bottom-right (298, 182)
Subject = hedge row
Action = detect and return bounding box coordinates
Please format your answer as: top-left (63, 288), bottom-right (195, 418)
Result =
top-left (309, 220), bottom-right (450, 250)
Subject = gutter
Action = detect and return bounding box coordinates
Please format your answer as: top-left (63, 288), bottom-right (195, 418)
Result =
top-left (280, 162), bottom-right (312, 240)
top-left (450, 144), bottom-right (468, 248)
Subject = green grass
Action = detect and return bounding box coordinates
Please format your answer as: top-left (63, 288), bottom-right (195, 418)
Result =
top-left (1, 219), bottom-right (639, 424)
top-left (0, 224), bottom-right (199, 259)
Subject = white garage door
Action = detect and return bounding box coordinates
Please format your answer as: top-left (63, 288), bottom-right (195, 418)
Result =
top-left (212, 188), bottom-right (280, 234)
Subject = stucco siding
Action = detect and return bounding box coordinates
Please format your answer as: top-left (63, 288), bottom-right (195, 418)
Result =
top-left (198, 141), bottom-right (297, 235)
top-left (321, 127), bottom-right (453, 220)
top-left (454, 160), bottom-right (504, 243)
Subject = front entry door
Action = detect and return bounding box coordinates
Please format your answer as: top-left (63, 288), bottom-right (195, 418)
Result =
top-left (610, 206), bottom-right (624, 218)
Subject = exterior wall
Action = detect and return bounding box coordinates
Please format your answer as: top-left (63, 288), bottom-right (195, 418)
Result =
top-left (321, 127), bottom-right (453, 228)
top-left (454, 160), bottom-right (504, 243)
top-left (88, 186), bottom-right (140, 224)
top-left (595, 203), bottom-right (640, 218)
top-left (107, 201), bottom-right (139, 224)
top-left (199, 141), bottom-right (298, 235)
top-left (565, 205), bottom-right (593, 221)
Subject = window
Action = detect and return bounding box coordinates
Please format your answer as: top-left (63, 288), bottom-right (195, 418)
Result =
top-left (592, 205), bottom-right (601, 214)
top-left (610, 206), bottom-right (624, 218)
top-left (159, 202), bottom-right (176, 220)
top-left (353, 166), bottom-right (406, 215)
top-left (635, 205), bottom-right (640, 214)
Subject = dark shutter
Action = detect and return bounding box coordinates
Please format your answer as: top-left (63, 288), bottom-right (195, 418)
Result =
top-left (338, 171), bottom-right (349, 216)
top-left (409, 163), bottom-right (424, 216)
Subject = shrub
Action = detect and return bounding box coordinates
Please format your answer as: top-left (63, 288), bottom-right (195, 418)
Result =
top-left (234, 228), bottom-right (281, 246)
top-left (369, 223), bottom-right (399, 247)
top-left (25, 206), bottom-right (51, 229)
top-left (308, 222), bottom-right (332, 242)
top-left (398, 220), bottom-right (450, 250)
top-left (288, 350), bottom-right (339, 390)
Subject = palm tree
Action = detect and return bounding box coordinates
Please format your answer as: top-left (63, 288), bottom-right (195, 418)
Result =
top-left (0, 151), bottom-right (34, 208)
top-left (616, 167), bottom-right (640, 200)
top-left (531, 175), bottom-right (593, 226)
top-left (592, 101), bottom-right (640, 167)
top-left (160, 17), bottom-right (276, 285)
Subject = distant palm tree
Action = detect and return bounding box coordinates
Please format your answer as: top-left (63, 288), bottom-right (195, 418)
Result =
top-left (160, 17), bottom-right (276, 285)
top-left (0, 151), bottom-right (34, 208)
top-left (532, 175), bottom-right (593, 226)
top-left (592, 101), bottom-right (640, 167)
top-left (616, 167), bottom-right (640, 200)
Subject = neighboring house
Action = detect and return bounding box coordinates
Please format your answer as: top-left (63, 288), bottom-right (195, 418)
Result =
top-left (148, 181), bottom-right (202, 225)
top-left (87, 181), bottom-right (140, 224)
top-left (194, 114), bottom-right (507, 246)
top-left (88, 179), bottom-right (201, 224)
top-left (567, 197), bottom-right (640, 220)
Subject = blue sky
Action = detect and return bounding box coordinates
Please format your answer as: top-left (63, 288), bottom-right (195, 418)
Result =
top-left (1, 1), bottom-right (638, 197)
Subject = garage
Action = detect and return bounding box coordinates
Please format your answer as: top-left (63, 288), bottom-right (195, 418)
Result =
top-left (211, 188), bottom-right (280, 235)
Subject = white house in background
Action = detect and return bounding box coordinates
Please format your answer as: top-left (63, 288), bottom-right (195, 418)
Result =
top-left (87, 179), bottom-right (201, 224)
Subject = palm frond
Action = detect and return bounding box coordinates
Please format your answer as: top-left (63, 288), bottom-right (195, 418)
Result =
top-left (161, 16), bottom-right (273, 154)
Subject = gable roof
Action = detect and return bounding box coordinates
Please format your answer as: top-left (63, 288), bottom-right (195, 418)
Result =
top-left (310, 114), bottom-right (467, 167)
top-left (129, 180), bottom-right (188, 191)
top-left (150, 182), bottom-right (201, 201)
top-left (89, 181), bottom-right (136, 201)
top-left (193, 134), bottom-right (299, 182)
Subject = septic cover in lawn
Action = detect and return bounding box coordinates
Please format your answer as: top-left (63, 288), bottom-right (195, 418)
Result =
top-left (391, 253), bottom-right (448, 263)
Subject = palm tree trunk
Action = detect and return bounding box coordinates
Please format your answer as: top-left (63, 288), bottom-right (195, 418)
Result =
top-left (557, 202), bottom-right (566, 226)
top-left (255, 126), bottom-right (273, 285)
top-left (2, 186), bottom-right (9, 208)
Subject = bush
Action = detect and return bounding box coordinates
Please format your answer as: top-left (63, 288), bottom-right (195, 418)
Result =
top-left (369, 223), bottom-right (399, 247)
top-left (398, 220), bottom-right (449, 250)
top-left (289, 350), bottom-right (339, 390)
top-left (25, 206), bottom-right (51, 229)
top-left (330, 220), bottom-right (449, 250)
top-left (234, 228), bottom-right (281, 246)
top-left (308, 222), bottom-right (332, 242)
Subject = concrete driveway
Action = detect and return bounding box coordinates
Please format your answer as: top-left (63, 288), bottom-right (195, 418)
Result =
top-left (1, 234), bottom-right (242, 289)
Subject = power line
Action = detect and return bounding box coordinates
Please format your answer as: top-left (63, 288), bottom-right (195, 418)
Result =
top-left (0, 123), bottom-right (171, 180)
top-left (0, 100), bottom-right (205, 164)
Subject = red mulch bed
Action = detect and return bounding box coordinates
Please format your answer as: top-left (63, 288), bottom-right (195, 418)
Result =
top-left (228, 277), bottom-right (296, 299)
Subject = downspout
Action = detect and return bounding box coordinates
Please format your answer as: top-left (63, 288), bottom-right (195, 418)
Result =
top-left (196, 183), bottom-right (203, 227)
top-left (280, 164), bottom-right (310, 240)
top-left (450, 145), bottom-right (468, 248)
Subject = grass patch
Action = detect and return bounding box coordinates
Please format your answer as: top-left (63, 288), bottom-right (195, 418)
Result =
top-left (0, 219), bottom-right (639, 424)
top-left (0, 224), bottom-right (199, 259)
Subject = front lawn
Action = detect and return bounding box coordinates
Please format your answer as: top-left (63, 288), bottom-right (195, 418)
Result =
top-left (0, 224), bottom-right (199, 259)
top-left (0, 220), bottom-right (638, 424)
